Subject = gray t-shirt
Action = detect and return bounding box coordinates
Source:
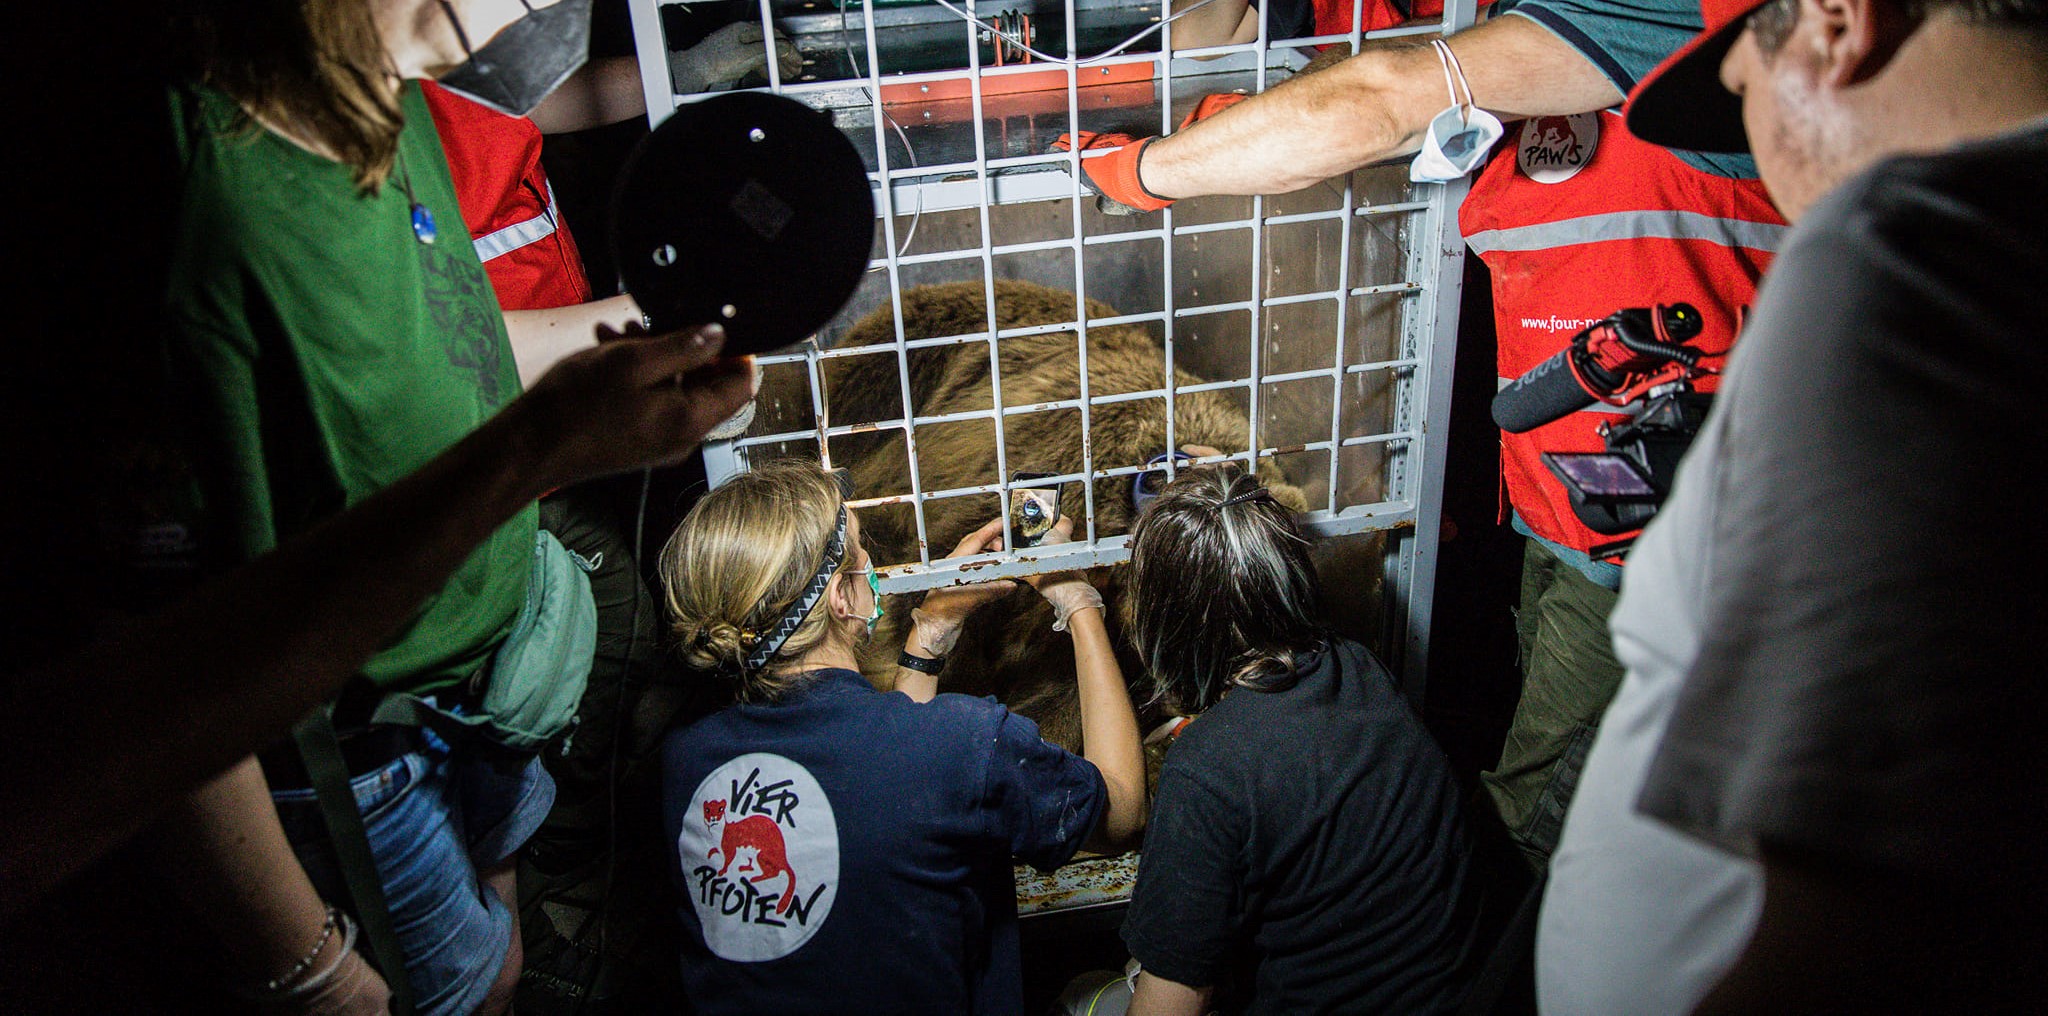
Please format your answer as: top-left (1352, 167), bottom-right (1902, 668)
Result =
top-left (1535, 294), bottom-right (1761, 1016)
top-left (1639, 119), bottom-right (2048, 887)
top-left (1539, 117), bottom-right (2048, 1015)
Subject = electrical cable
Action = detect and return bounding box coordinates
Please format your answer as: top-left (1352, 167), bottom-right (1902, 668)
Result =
top-left (873, 108), bottom-right (925, 266)
top-left (836, 0), bottom-right (1221, 69)
top-left (837, 6), bottom-right (925, 266)
top-left (920, 0), bottom-right (1221, 66)
top-left (554, 467), bottom-right (651, 1016)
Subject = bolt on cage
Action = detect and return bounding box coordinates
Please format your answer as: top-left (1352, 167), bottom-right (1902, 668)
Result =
top-left (627, 0), bottom-right (1473, 690)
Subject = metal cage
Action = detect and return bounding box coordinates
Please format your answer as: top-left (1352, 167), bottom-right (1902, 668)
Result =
top-left (627, 0), bottom-right (1472, 691)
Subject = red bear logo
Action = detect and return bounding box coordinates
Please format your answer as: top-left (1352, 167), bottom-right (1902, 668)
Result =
top-left (702, 798), bottom-right (799, 915)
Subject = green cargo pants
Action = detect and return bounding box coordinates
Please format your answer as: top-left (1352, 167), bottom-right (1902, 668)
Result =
top-left (1480, 539), bottom-right (1624, 870)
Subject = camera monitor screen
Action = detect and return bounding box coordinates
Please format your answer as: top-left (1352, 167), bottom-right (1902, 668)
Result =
top-left (1544, 452), bottom-right (1656, 499)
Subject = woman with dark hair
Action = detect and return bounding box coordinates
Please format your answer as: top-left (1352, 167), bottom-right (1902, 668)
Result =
top-left (1112, 465), bottom-right (1482, 1015)
top-left (656, 458), bottom-right (1147, 1014)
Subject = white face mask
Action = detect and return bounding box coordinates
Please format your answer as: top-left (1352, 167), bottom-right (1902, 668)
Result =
top-left (1409, 39), bottom-right (1505, 183)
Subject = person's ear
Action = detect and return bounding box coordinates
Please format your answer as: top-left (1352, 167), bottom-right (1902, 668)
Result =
top-left (826, 572), bottom-right (857, 623)
top-left (1810, 0), bottom-right (1906, 88)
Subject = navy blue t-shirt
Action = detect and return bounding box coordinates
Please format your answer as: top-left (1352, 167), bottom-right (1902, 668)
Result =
top-left (662, 668), bottom-right (1107, 1015)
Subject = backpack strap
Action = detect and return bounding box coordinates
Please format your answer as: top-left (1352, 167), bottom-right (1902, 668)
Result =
top-left (292, 701), bottom-right (417, 1015)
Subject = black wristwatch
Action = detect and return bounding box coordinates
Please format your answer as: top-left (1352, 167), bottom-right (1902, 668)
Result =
top-left (896, 649), bottom-right (946, 675)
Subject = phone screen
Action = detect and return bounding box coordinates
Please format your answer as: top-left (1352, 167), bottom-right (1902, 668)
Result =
top-left (1009, 472), bottom-right (1065, 546)
top-left (1545, 453), bottom-right (1655, 498)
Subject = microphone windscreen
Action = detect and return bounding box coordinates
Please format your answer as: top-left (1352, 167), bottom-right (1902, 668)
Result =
top-left (1493, 350), bottom-right (1597, 433)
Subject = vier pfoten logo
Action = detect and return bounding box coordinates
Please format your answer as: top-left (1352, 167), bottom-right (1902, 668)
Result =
top-left (1517, 113), bottom-right (1599, 184)
top-left (680, 753), bottom-right (839, 961)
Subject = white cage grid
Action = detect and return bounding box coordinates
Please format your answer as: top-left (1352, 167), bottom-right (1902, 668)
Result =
top-left (627, 0), bottom-right (1472, 687)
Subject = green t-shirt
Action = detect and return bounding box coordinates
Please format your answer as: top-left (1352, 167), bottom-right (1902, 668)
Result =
top-left (163, 81), bottom-right (534, 691)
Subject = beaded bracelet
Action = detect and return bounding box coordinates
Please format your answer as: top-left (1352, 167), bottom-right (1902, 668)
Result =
top-left (265, 910), bottom-right (359, 1002)
top-left (256, 906), bottom-right (339, 996)
top-left (233, 906), bottom-right (358, 1002)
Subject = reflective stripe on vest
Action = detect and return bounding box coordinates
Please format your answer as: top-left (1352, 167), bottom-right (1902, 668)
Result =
top-left (1465, 210), bottom-right (1786, 257)
top-left (472, 182), bottom-right (560, 264)
top-left (1461, 110), bottom-right (1784, 558)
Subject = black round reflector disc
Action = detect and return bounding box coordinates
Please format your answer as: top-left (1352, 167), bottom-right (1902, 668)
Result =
top-left (612, 92), bottom-right (873, 355)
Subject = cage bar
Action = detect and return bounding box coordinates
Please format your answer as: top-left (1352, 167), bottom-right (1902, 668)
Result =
top-left (624, 0), bottom-right (1471, 690)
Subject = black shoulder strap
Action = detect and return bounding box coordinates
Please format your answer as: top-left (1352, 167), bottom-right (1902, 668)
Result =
top-left (292, 702), bottom-right (417, 1015)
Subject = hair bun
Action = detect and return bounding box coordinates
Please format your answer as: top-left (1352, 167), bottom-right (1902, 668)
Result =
top-left (682, 620), bottom-right (749, 671)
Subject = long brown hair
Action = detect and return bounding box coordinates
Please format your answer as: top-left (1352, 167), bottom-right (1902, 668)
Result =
top-left (176, 0), bottom-right (404, 191)
top-left (1124, 465), bottom-right (1324, 713)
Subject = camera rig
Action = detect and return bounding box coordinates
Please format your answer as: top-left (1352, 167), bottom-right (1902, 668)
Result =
top-left (1491, 303), bottom-right (1721, 554)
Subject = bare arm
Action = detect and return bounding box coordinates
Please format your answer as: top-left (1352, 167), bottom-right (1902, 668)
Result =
top-left (1140, 14), bottom-right (1621, 198)
top-left (1169, 0), bottom-right (1258, 50)
top-left (0, 327), bottom-right (753, 918)
top-left (891, 630), bottom-right (943, 702)
top-left (1129, 971), bottom-right (1216, 1016)
top-left (1065, 601), bottom-right (1146, 852)
top-left (503, 293), bottom-right (645, 389)
top-left (528, 56), bottom-right (647, 135)
top-left (153, 758), bottom-right (391, 1009)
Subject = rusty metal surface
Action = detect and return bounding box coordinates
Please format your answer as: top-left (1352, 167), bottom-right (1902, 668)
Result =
top-left (1014, 852), bottom-right (1140, 917)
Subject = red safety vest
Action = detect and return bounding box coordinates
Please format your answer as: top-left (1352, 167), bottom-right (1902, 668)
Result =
top-left (1303, 0), bottom-right (1496, 37)
top-left (420, 82), bottom-right (594, 312)
top-left (1460, 110), bottom-right (1784, 559)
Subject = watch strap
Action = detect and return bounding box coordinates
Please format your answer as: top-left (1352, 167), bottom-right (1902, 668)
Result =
top-left (896, 649), bottom-right (946, 675)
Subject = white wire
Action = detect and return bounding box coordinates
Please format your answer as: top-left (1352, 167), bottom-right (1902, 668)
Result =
top-left (831, 0), bottom-right (1216, 262)
top-left (844, 0), bottom-right (1222, 67)
top-left (839, 4), bottom-right (924, 264)
top-left (941, 0), bottom-right (1221, 64)
top-left (872, 105), bottom-right (925, 266)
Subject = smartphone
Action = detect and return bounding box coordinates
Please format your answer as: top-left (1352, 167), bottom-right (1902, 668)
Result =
top-left (1542, 452), bottom-right (1657, 501)
top-left (1008, 472), bottom-right (1066, 547)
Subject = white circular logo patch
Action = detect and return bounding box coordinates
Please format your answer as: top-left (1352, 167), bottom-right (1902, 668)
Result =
top-left (1517, 113), bottom-right (1600, 184)
top-left (679, 753), bottom-right (840, 962)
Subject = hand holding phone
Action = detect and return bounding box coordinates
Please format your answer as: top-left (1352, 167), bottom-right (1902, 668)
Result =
top-left (1008, 471), bottom-right (1066, 547)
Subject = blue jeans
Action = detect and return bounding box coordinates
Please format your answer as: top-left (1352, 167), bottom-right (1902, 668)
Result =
top-left (274, 730), bottom-right (556, 1016)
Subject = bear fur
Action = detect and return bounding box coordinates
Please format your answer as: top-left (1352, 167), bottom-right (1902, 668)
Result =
top-left (759, 279), bottom-right (1308, 752)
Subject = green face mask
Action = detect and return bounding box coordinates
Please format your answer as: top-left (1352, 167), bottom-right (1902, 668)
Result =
top-left (860, 567), bottom-right (883, 635)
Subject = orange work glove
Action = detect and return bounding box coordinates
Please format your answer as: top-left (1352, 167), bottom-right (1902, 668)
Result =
top-left (1177, 91), bottom-right (1248, 129)
top-left (1051, 131), bottom-right (1171, 214)
top-left (1051, 93), bottom-right (1250, 214)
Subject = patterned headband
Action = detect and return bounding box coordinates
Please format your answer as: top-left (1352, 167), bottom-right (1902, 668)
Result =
top-left (1213, 486), bottom-right (1276, 510)
top-left (738, 503), bottom-right (850, 673)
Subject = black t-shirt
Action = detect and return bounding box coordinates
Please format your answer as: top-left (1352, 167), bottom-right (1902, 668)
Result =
top-left (1121, 639), bottom-right (1480, 1015)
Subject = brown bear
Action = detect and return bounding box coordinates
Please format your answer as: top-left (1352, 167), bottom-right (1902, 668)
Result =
top-left (755, 279), bottom-right (1309, 753)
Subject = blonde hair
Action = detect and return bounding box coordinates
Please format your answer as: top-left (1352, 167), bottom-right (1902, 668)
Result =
top-left (659, 459), bottom-right (856, 702)
top-left (178, 0), bottom-right (405, 192)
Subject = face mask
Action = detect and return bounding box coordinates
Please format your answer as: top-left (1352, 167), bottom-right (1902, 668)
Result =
top-left (1410, 39), bottom-right (1504, 183)
top-left (436, 0), bottom-right (593, 118)
top-left (859, 568), bottom-right (883, 636)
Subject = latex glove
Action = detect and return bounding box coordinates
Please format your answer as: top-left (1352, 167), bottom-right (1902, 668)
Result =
top-left (911, 517), bottom-right (1023, 653)
top-left (669, 22), bottom-right (805, 94)
top-left (1018, 519), bottom-right (1103, 631)
top-left (259, 949), bottom-right (391, 1016)
top-left (1051, 131), bottom-right (1169, 216)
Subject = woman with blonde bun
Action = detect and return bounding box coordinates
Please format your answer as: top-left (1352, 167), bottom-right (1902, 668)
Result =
top-left (655, 459), bottom-right (1144, 1014)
